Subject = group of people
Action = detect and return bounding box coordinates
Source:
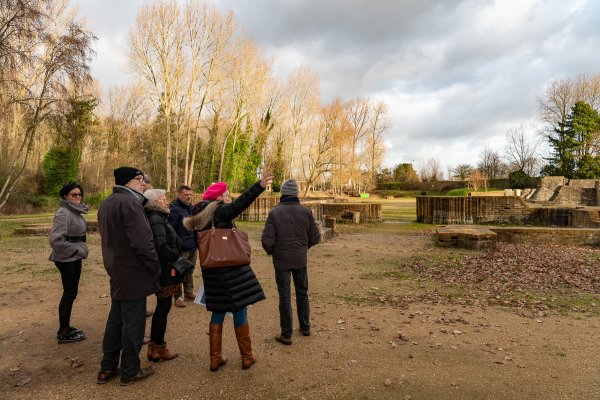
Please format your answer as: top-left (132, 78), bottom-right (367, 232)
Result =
top-left (48, 166), bottom-right (320, 386)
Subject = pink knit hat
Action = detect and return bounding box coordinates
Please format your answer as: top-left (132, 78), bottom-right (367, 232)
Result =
top-left (202, 182), bottom-right (227, 200)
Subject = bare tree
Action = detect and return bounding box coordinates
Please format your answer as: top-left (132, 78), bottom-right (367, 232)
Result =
top-left (467, 169), bottom-right (488, 192)
top-left (478, 146), bottom-right (505, 179)
top-left (129, 0), bottom-right (185, 191)
top-left (283, 66), bottom-right (320, 179)
top-left (181, 1), bottom-right (236, 185)
top-left (301, 100), bottom-right (340, 195)
top-left (418, 158), bottom-right (442, 182)
top-left (0, 0), bottom-right (95, 210)
top-left (364, 100), bottom-right (388, 190)
top-left (452, 164), bottom-right (473, 180)
top-left (505, 125), bottom-right (541, 176)
top-left (346, 97), bottom-right (369, 190)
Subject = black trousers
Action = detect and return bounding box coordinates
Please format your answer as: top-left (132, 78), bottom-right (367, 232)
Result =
top-left (275, 267), bottom-right (310, 338)
top-left (150, 296), bottom-right (172, 345)
top-left (100, 297), bottom-right (146, 379)
top-left (54, 260), bottom-right (82, 333)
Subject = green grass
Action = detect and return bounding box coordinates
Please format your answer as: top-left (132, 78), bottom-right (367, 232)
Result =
top-left (445, 187), bottom-right (504, 196)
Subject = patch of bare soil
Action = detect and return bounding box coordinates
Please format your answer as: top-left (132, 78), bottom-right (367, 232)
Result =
top-left (0, 228), bottom-right (599, 399)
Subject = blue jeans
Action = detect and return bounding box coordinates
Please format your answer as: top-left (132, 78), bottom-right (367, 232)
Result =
top-left (210, 307), bottom-right (248, 328)
top-left (275, 267), bottom-right (310, 338)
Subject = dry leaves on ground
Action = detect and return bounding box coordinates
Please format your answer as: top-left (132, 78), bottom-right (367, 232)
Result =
top-left (400, 242), bottom-right (600, 312)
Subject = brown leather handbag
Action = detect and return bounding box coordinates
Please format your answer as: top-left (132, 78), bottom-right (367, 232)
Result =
top-left (196, 220), bottom-right (251, 269)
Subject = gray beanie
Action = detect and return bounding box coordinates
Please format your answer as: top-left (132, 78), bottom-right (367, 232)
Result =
top-left (280, 179), bottom-right (299, 196)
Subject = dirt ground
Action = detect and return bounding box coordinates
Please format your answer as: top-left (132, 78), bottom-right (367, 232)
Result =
top-left (1, 214), bottom-right (600, 400)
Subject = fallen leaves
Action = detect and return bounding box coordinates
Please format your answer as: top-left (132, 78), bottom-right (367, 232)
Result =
top-left (395, 242), bottom-right (600, 312)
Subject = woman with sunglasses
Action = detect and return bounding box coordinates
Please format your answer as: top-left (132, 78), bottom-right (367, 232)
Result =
top-left (49, 182), bottom-right (89, 344)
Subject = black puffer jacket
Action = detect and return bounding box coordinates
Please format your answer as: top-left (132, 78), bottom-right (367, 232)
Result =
top-left (146, 207), bottom-right (183, 288)
top-left (185, 181), bottom-right (266, 313)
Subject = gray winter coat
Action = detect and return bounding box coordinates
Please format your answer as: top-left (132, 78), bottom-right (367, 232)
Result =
top-left (49, 200), bottom-right (89, 262)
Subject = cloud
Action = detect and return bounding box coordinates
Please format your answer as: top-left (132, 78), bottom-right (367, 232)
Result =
top-left (215, 0), bottom-right (600, 173)
top-left (73, 0), bottom-right (600, 175)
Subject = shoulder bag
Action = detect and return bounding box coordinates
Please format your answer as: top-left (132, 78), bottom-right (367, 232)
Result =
top-left (196, 219), bottom-right (251, 269)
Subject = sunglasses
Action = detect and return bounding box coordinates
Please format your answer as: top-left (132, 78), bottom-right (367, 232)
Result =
top-left (69, 193), bottom-right (83, 198)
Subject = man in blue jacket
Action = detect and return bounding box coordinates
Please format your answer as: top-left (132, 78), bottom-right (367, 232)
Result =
top-left (169, 185), bottom-right (197, 307)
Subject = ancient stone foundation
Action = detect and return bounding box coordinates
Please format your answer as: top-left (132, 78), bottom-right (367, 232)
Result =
top-left (417, 196), bottom-right (600, 228)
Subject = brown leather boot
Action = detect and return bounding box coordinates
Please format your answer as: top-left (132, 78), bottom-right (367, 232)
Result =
top-left (209, 323), bottom-right (228, 372)
top-left (146, 341), bottom-right (155, 361)
top-left (150, 342), bottom-right (178, 362)
top-left (234, 324), bottom-right (256, 370)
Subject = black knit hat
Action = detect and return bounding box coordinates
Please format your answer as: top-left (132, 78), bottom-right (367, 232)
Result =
top-left (59, 181), bottom-right (84, 199)
top-left (114, 166), bottom-right (144, 186)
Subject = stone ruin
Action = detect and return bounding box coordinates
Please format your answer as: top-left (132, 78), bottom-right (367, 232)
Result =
top-left (418, 176), bottom-right (600, 248)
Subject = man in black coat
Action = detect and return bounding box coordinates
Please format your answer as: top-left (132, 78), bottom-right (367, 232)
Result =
top-left (168, 185), bottom-right (197, 307)
top-left (261, 179), bottom-right (320, 345)
top-left (96, 167), bottom-right (160, 386)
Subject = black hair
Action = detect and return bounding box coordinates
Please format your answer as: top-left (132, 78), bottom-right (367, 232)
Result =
top-left (177, 185), bottom-right (192, 192)
top-left (58, 181), bottom-right (84, 199)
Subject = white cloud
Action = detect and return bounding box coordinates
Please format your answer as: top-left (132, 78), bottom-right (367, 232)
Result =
top-left (72, 0), bottom-right (600, 173)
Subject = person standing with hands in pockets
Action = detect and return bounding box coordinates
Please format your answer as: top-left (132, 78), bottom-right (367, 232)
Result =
top-left (261, 179), bottom-right (320, 345)
top-left (49, 182), bottom-right (89, 344)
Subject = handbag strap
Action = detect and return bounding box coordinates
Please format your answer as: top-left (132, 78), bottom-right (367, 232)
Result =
top-left (211, 217), bottom-right (238, 232)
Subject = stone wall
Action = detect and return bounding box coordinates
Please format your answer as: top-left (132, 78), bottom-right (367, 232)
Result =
top-left (529, 176), bottom-right (599, 206)
top-left (416, 196), bottom-right (600, 227)
top-left (551, 187), bottom-right (596, 205)
top-left (238, 197), bottom-right (325, 222)
top-left (321, 203), bottom-right (382, 222)
top-left (529, 176), bottom-right (566, 202)
top-left (416, 196), bottom-right (535, 225)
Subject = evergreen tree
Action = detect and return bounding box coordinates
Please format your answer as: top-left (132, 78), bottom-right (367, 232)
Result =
top-left (542, 100), bottom-right (600, 178)
top-left (569, 101), bottom-right (600, 178)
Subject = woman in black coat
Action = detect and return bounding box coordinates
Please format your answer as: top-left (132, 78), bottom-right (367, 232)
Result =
top-left (184, 172), bottom-right (273, 372)
top-left (143, 189), bottom-right (183, 362)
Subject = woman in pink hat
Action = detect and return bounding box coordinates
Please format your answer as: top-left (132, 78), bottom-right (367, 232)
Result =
top-left (184, 172), bottom-right (273, 372)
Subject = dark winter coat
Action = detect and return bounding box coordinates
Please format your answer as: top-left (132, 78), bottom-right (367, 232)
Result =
top-left (146, 206), bottom-right (183, 288)
top-left (49, 200), bottom-right (89, 262)
top-left (98, 186), bottom-right (161, 301)
top-left (184, 181), bottom-right (266, 313)
top-left (261, 196), bottom-right (320, 270)
top-left (168, 198), bottom-right (196, 252)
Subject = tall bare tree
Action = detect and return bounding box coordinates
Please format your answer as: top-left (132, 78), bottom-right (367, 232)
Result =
top-left (301, 100), bottom-right (341, 195)
top-left (346, 97), bottom-right (369, 189)
top-left (129, 0), bottom-right (185, 191)
top-left (418, 158), bottom-right (442, 182)
top-left (283, 66), bottom-right (320, 179)
top-left (0, 0), bottom-right (94, 209)
top-left (364, 100), bottom-right (388, 189)
top-left (478, 146), bottom-right (505, 179)
top-left (505, 125), bottom-right (540, 176)
top-left (181, 1), bottom-right (236, 185)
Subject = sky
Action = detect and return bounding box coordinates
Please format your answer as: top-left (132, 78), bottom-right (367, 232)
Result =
top-left (71, 0), bottom-right (600, 174)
